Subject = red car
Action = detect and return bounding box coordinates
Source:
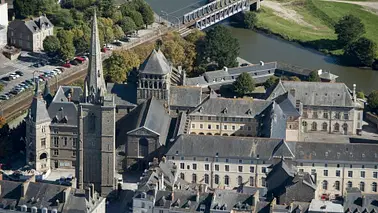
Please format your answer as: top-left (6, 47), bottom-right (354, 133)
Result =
top-left (75, 56), bottom-right (86, 62)
top-left (62, 63), bottom-right (71, 68)
top-left (101, 47), bottom-right (107, 53)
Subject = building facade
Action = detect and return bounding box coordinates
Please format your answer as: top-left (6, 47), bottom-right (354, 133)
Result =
top-left (0, 0), bottom-right (8, 47)
top-left (7, 15), bottom-right (53, 51)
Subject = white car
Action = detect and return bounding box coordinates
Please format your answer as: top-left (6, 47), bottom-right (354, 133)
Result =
top-left (53, 69), bottom-right (62, 74)
top-left (9, 75), bottom-right (16, 80)
top-left (10, 73), bottom-right (20, 78)
top-left (0, 95), bottom-right (9, 100)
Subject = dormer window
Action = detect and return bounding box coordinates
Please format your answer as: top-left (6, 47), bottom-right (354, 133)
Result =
top-left (222, 107), bottom-right (228, 114)
top-left (247, 109), bottom-right (252, 115)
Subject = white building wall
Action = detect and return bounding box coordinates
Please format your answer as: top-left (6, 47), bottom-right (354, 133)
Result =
top-left (133, 198), bottom-right (153, 213)
top-left (0, 2), bottom-right (8, 27)
top-left (90, 198), bottom-right (106, 213)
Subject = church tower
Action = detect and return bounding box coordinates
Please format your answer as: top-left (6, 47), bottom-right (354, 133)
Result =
top-left (137, 49), bottom-right (172, 105)
top-left (77, 11), bottom-right (116, 197)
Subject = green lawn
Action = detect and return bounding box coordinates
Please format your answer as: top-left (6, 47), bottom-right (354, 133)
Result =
top-left (255, 0), bottom-right (378, 55)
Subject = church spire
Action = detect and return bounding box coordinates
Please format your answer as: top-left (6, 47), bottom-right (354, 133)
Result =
top-left (84, 10), bottom-right (106, 104)
top-left (34, 78), bottom-right (40, 98)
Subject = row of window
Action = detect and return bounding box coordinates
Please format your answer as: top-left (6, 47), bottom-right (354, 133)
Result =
top-left (52, 149), bottom-right (76, 157)
top-left (306, 122), bottom-right (348, 132)
top-left (316, 169), bottom-right (378, 178)
top-left (180, 173), bottom-right (267, 187)
top-left (174, 156), bottom-right (265, 164)
top-left (322, 180), bottom-right (377, 192)
top-left (51, 137), bottom-right (77, 148)
top-left (178, 163), bottom-right (267, 173)
top-left (303, 111), bottom-right (349, 120)
top-left (301, 163), bottom-right (378, 169)
top-left (191, 116), bottom-right (253, 123)
top-left (191, 123), bottom-right (253, 131)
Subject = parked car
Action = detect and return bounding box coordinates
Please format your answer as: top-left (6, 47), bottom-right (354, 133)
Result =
top-left (39, 75), bottom-right (47, 81)
top-left (112, 40), bottom-right (122, 46)
top-left (120, 37), bottom-right (130, 42)
top-left (10, 90), bottom-right (19, 95)
top-left (5, 93), bottom-right (14, 98)
top-left (53, 68), bottom-right (62, 74)
top-left (19, 83), bottom-right (29, 89)
top-left (0, 94), bottom-right (9, 100)
top-left (25, 79), bottom-right (35, 86)
top-left (104, 44), bottom-right (113, 50)
top-left (74, 56), bottom-right (86, 63)
top-left (55, 67), bottom-right (65, 72)
top-left (1, 77), bottom-right (10, 81)
top-left (62, 63), bottom-right (71, 68)
top-left (101, 47), bottom-right (107, 53)
top-left (15, 71), bottom-right (24, 76)
top-left (70, 60), bottom-right (79, 65)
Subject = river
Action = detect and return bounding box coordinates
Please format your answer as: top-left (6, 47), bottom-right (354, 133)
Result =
top-left (144, 0), bottom-right (378, 93)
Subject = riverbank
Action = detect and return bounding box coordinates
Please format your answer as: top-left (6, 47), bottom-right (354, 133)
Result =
top-left (254, 0), bottom-right (378, 57)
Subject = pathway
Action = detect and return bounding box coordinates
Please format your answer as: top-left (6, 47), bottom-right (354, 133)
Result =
top-left (321, 0), bottom-right (378, 13)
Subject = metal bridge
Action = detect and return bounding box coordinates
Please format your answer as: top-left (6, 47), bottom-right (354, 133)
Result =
top-left (181, 0), bottom-right (259, 30)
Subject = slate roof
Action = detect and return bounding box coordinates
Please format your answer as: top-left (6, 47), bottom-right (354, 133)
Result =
top-left (259, 102), bottom-right (287, 139)
top-left (29, 83), bottom-right (50, 125)
top-left (227, 62), bottom-right (277, 75)
top-left (211, 189), bottom-right (255, 211)
top-left (139, 49), bottom-right (171, 75)
top-left (48, 101), bottom-right (78, 126)
top-left (0, 180), bottom-right (21, 209)
top-left (167, 135), bottom-right (289, 160)
top-left (273, 92), bottom-right (300, 117)
top-left (185, 76), bottom-right (207, 86)
top-left (288, 141), bottom-right (378, 164)
top-left (107, 83), bottom-right (137, 107)
top-left (9, 16), bottom-right (53, 34)
top-left (169, 86), bottom-right (202, 108)
top-left (127, 98), bottom-right (171, 145)
top-left (189, 96), bottom-right (272, 118)
top-left (268, 81), bottom-right (354, 107)
top-left (344, 188), bottom-right (378, 213)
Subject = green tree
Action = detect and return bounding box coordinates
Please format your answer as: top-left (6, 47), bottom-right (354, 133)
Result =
top-left (335, 15), bottom-right (365, 46)
top-left (139, 3), bottom-right (154, 27)
top-left (0, 84), bottom-right (3, 93)
top-left (128, 11), bottom-right (144, 28)
top-left (119, 17), bottom-right (137, 34)
top-left (73, 0), bottom-right (95, 10)
top-left (14, 0), bottom-right (58, 18)
top-left (263, 76), bottom-right (279, 89)
top-left (357, 91), bottom-right (365, 99)
top-left (99, 17), bottom-right (115, 45)
top-left (48, 9), bottom-right (75, 29)
top-left (113, 25), bottom-right (125, 40)
top-left (243, 11), bottom-right (258, 29)
top-left (185, 29), bottom-right (206, 44)
top-left (368, 90), bottom-right (378, 113)
top-left (43, 35), bottom-right (61, 56)
top-left (308, 71), bottom-right (320, 82)
top-left (203, 25), bottom-right (240, 69)
top-left (111, 10), bottom-right (123, 24)
top-left (343, 37), bottom-right (377, 67)
top-left (104, 50), bottom-right (140, 83)
top-left (289, 76), bottom-right (301, 81)
top-left (161, 40), bottom-right (186, 67)
top-left (233, 72), bottom-right (255, 96)
top-left (57, 30), bottom-right (75, 60)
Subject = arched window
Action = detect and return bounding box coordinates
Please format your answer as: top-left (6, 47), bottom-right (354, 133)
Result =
top-left (343, 123), bottom-right (348, 134)
top-left (238, 176), bottom-right (243, 185)
top-left (335, 181), bottom-right (340, 190)
top-left (215, 175), bottom-right (219, 184)
top-left (192, 174), bottom-right (197, 183)
top-left (190, 132), bottom-right (197, 135)
top-left (222, 133), bottom-right (229, 136)
top-left (144, 81), bottom-right (148, 88)
top-left (180, 173), bottom-right (185, 180)
top-left (360, 182), bottom-right (365, 192)
top-left (139, 138), bottom-right (149, 157)
top-left (347, 181), bottom-right (353, 188)
top-left (334, 123), bottom-right (340, 132)
top-left (204, 174), bottom-right (209, 184)
top-left (225, 175), bottom-right (230, 185)
top-left (154, 82), bottom-right (158, 89)
top-left (206, 133), bottom-right (212, 135)
top-left (214, 133), bottom-right (220, 135)
top-left (322, 122), bottom-right (328, 131)
top-left (159, 82), bottom-right (162, 89)
top-left (39, 153), bottom-right (47, 160)
top-left (311, 122), bottom-right (317, 131)
top-left (199, 132), bottom-right (204, 135)
top-left (372, 182), bottom-right (377, 192)
top-left (322, 180), bottom-right (328, 190)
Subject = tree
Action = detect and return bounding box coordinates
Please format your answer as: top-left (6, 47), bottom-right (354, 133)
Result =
top-left (72, 25), bottom-right (90, 54)
top-left (104, 50), bottom-right (140, 83)
top-left (57, 30), bottom-right (75, 60)
top-left (119, 17), bottom-right (137, 34)
top-left (111, 10), bottom-right (123, 24)
top-left (14, 0), bottom-right (58, 18)
top-left (113, 25), bottom-right (125, 40)
top-left (0, 84), bottom-right (3, 93)
top-left (43, 36), bottom-right (61, 56)
top-left (203, 25), bottom-right (240, 69)
top-left (139, 3), bottom-right (154, 27)
top-left (263, 76), bottom-right (279, 89)
top-left (185, 29), bottom-right (206, 44)
top-left (308, 71), bottom-right (320, 82)
top-left (368, 90), bottom-right (378, 113)
top-left (289, 76), bottom-right (301, 81)
top-left (357, 91), bottom-right (365, 99)
top-left (335, 15), bottom-right (365, 46)
top-left (48, 9), bottom-right (75, 29)
top-left (161, 40), bottom-right (186, 68)
top-left (99, 18), bottom-right (115, 45)
top-left (128, 11), bottom-right (144, 28)
top-left (244, 11), bottom-right (258, 29)
top-left (0, 116), bottom-right (5, 129)
top-left (233, 72), bottom-right (255, 96)
top-left (343, 37), bottom-right (377, 67)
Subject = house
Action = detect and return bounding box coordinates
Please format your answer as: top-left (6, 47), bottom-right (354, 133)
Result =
top-left (0, 0), bottom-right (8, 47)
top-left (7, 15), bottom-right (53, 51)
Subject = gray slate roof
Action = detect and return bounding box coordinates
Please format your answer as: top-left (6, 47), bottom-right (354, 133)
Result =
top-left (269, 81), bottom-right (354, 107)
top-left (48, 101), bottom-right (78, 126)
top-left (107, 83), bottom-right (137, 107)
top-left (167, 135), bottom-right (288, 160)
top-left (259, 102), bottom-right (287, 139)
top-left (211, 189), bottom-right (255, 211)
top-left (344, 188), bottom-right (378, 213)
top-left (273, 92), bottom-right (300, 117)
top-left (228, 62), bottom-right (277, 75)
top-left (139, 49), bottom-right (171, 75)
top-left (189, 96), bottom-right (272, 118)
top-left (29, 96), bottom-right (50, 125)
top-left (169, 86), bottom-right (202, 108)
top-left (185, 76), bottom-right (207, 86)
top-left (9, 16), bottom-right (53, 34)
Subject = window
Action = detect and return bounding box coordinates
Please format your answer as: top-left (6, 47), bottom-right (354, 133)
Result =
top-left (204, 174), bottom-right (209, 184)
top-left (193, 164), bottom-right (197, 170)
top-left (322, 180), bottom-right (328, 190)
top-left (311, 122), bottom-right (317, 131)
top-left (199, 116), bottom-right (203, 120)
top-left (42, 126), bottom-right (46, 133)
top-left (335, 181), bottom-right (340, 190)
top-left (216, 125), bottom-right (220, 130)
top-left (250, 166), bottom-right (255, 173)
top-left (262, 167), bottom-right (267, 173)
top-left (373, 172), bottom-right (377, 178)
top-left (323, 112), bottom-right (328, 119)
top-left (41, 138), bottom-right (46, 147)
top-left (208, 116), bottom-right (211, 121)
top-left (324, 170), bottom-right (328, 176)
top-left (238, 166), bottom-right (243, 172)
top-left (238, 176), bottom-right (243, 185)
top-left (72, 160), bottom-right (76, 167)
top-left (232, 117), bottom-right (236, 122)
top-left (226, 159), bottom-right (229, 163)
top-left (215, 164), bottom-right (219, 171)
top-left (53, 137), bottom-right (59, 147)
top-left (224, 117), bottom-right (227, 122)
top-left (361, 171), bottom-right (365, 178)
top-left (200, 124), bottom-right (203, 129)
top-left (73, 138), bottom-right (77, 148)
top-left (348, 171), bottom-right (353, 178)
top-left (372, 182), bottom-right (377, 192)
top-left (248, 126), bottom-right (252, 131)
top-left (262, 177), bottom-right (266, 187)
top-left (322, 122), bottom-right (328, 131)
top-left (141, 202), bottom-right (145, 208)
top-left (334, 123), bottom-right (340, 131)
top-left (249, 176), bottom-right (254, 186)
top-left (360, 182), bottom-right (365, 192)
top-left (224, 125), bottom-right (227, 130)
top-left (54, 149), bottom-right (59, 156)
top-left (208, 124), bottom-right (211, 129)
top-left (73, 151), bottom-right (76, 157)
top-left (347, 181), bottom-right (353, 188)
top-left (224, 175), bottom-right (229, 185)
top-left (205, 164), bottom-right (209, 171)
top-left (191, 124), bottom-right (195, 129)
top-left (336, 170), bottom-right (340, 177)
top-left (311, 169), bottom-right (316, 175)
top-left (180, 173), bottom-right (185, 180)
top-left (223, 165), bottom-right (228, 172)
top-left (64, 137), bottom-right (68, 146)
top-left (180, 163), bottom-right (184, 169)
top-left (335, 112), bottom-right (341, 119)
top-left (232, 125), bottom-right (235, 130)
top-left (299, 169), bottom-right (304, 172)
top-left (344, 113), bottom-right (349, 120)
top-left (215, 175), bottom-right (219, 184)
top-left (313, 112), bottom-right (318, 119)
top-left (192, 174), bottom-right (197, 183)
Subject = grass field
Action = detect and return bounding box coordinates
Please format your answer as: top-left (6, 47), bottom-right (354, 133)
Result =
top-left (255, 0), bottom-right (378, 55)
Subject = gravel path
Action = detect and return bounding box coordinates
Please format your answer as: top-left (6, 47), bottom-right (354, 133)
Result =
top-left (321, 0), bottom-right (378, 13)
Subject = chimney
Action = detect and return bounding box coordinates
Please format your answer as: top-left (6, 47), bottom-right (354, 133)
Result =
top-left (89, 183), bottom-right (95, 199)
top-left (353, 84), bottom-right (357, 103)
top-left (85, 187), bottom-right (91, 201)
top-left (29, 175), bottom-right (36, 183)
top-left (67, 93), bottom-right (72, 102)
top-left (318, 69), bottom-right (323, 75)
top-left (62, 187), bottom-right (71, 203)
top-left (21, 181), bottom-right (30, 197)
top-left (260, 61), bottom-right (264, 66)
top-left (223, 67), bottom-right (228, 72)
top-left (160, 173), bottom-right (164, 190)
